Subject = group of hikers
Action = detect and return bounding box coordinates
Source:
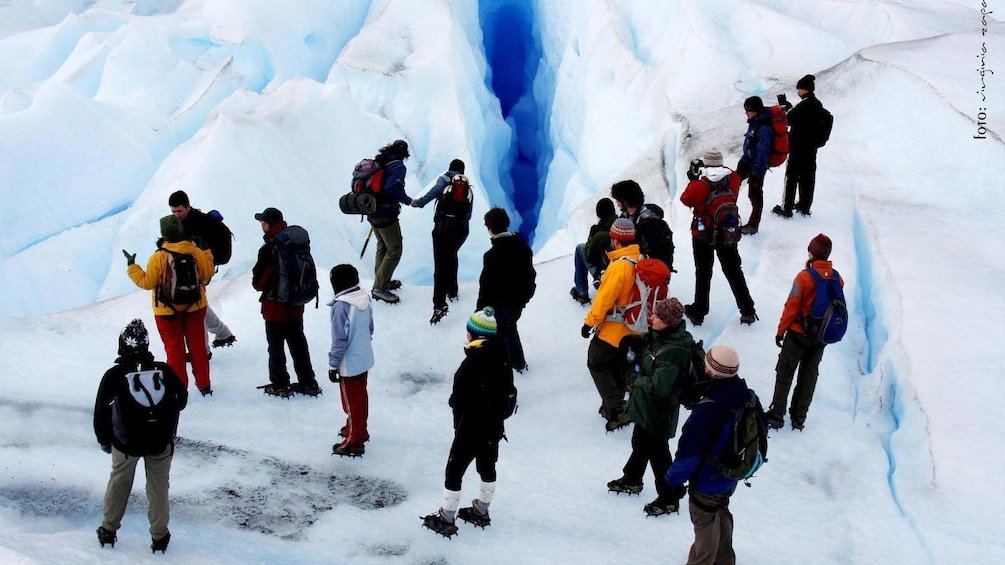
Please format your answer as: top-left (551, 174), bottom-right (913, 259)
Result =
top-left (94, 77), bottom-right (842, 564)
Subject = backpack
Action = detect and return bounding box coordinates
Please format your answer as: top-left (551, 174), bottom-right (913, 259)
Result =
top-left (661, 339), bottom-right (706, 410)
top-left (111, 368), bottom-right (181, 454)
top-left (435, 174), bottom-right (472, 228)
top-left (339, 158), bottom-right (384, 215)
top-left (606, 257), bottom-right (671, 333)
top-left (768, 105), bottom-right (789, 167)
top-left (803, 268), bottom-right (848, 344)
top-left (636, 206), bottom-right (675, 271)
top-left (272, 225), bottom-right (320, 307)
top-left (711, 388), bottom-right (768, 483)
top-left (816, 106), bottom-right (834, 148)
top-left (204, 209), bottom-right (233, 265)
top-left (701, 177), bottom-right (741, 246)
top-left (157, 249), bottom-right (201, 311)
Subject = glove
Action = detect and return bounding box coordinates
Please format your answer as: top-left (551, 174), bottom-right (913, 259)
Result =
top-left (410, 200), bottom-right (421, 208)
top-left (100, 443), bottom-right (112, 454)
top-left (667, 483), bottom-right (688, 501)
top-left (328, 369), bottom-right (340, 383)
top-left (775, 334), bottom-right (785, 348)
top-left (122, 249), bottom-right (136, 266)
top-left (581, 324), bottom-right (593, 339)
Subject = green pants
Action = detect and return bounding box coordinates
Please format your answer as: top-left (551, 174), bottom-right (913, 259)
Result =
top-left (769, 331), bottom-right (826, 427)
top-left (687, 490), bottom-right (735, 565)
top-left (102, 444), bottom-right (173, 540)
top-left (371, 219), bottom-right (403, 291)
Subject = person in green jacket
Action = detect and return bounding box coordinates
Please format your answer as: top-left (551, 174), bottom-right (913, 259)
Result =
top-left (606, 297), bottom-right (695, 517)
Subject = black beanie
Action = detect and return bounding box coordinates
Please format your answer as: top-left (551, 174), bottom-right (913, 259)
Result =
top-left (743, 96), bottom-right (764, 112)
top-left (449, 159), bottom-right (465, 174)
top-left (595, 197), bottom-right (615, 219)
top-left (330, 264), bottom-right (359, 294)
top-left (118, 319), bottom-right (150, 356)
top-left (797, 74), bottom-right (816, 92)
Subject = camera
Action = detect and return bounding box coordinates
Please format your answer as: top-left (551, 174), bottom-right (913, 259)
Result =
top-left (777, 93), bottom-right (787, 105)
top-left (687, 158), bottom-right (704, 180)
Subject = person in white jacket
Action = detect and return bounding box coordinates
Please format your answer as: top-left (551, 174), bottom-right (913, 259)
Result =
top-left (327, 264), bottom-right (375, 457)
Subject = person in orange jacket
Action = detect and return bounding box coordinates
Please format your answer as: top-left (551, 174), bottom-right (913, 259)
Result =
top-left (767, 233), bottom-right (843, 430)
top-left (125, 215), bottom-right (216, 395)
top-left (581, 217), bottom-right (642, 431)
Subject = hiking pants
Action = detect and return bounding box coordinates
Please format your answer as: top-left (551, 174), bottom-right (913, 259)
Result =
top-left (444, 433), bottom-right (500, 491)
top-left (338, 372), bottom-right (370, 446)
top-left (203, 304), bottom-right (234, 343)
top-left (431, 226), bottom-right (468, 309)
top-left (587, 337), bottom-right (627, 417)
top-left (746, 177), bottom-right (764, 229)
top-left (156, 308), bottom-right (209, 390)
top-left (102, 444), bottom-right (173, 539)
top-left (623, 424), bottom-right (673, 499)
top-left (784, 150), bottom-right (818, 212)
top-left (687, 490), bottom-right (736, 565)
top-left (494, 306), bottom-right (527, 370)
top-left (573, 242), bottom-right (601, 294)
top-left (265, 317), bottom-right (317, 388)
top-left (769, 331), bottom-right (826, 426)
top-left (691, 239), bottom-right (755, 317)
top-left (372, 219), bottom-right (403, 291)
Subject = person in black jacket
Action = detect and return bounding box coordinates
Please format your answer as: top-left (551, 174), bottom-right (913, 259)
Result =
top-left (168, 190), bottom-right (237, 349)
top-left (571, 197), bottom-right (617, 304)
top-left (422, 308), bottom-right (516, 537)
top-left (773, 74), bottom-right (830, 217)
top-left (94, 319), bottom-right (187, 553)
top-left (476, 207), bottom-right (536, 372)
top-left (610, 180), bottom-right (674, 271)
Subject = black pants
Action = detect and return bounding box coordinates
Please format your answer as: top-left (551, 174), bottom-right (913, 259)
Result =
top-left (432, 226), bottom-right (468, 309)
top-left (770, 331), bottom-right (826, 426)
top-left (691, 238), bottom-right (755, 317)
top-left (623, 424), bottom-right (673, 498)
top-left (587, 337), bottom-right (627, 416)
top-left (494, 307), bottom-right (527, 370)
top-left (444, 432), bottom-right (499, 491)
top-left (783, 150), bottom-right (818, 212)
top-left (265, 318), bottom-right (316, 388)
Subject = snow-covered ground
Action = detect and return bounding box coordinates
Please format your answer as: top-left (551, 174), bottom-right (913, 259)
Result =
top-left (1, 1), bottom-right (1003, 563)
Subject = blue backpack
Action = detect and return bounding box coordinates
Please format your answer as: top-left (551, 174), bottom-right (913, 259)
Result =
top-left (803, 268), bottom-right (848, 344)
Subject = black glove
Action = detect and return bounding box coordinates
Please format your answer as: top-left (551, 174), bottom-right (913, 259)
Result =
top-left (328, 369), bottom-right (340, 383)
top-left (122, 249), bottom-right (136, 266)
top-left (667, 483), bottom-right (688, 501)
top-left (100, 443), bottom-right (112, 454)
top-left (775, 334), bottom-right (785, 348)
top-left (581, 324), bottom-right (593, 339)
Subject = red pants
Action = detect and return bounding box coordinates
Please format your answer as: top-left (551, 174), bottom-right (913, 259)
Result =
top-left (338, 372), bottom-right (369, 447)
top-left (156, 308), bottom-right (210, 390)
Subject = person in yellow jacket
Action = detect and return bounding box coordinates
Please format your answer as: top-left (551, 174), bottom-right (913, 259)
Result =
top-left (581, 217), bottom-right (642, 431)
top-left (125, 215), bottom-right (216, 396)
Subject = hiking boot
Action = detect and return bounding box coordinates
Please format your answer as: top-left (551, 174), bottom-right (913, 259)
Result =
top-left (371, 289), bottom-right (401, 304)
top-left (739, 311), bottom-right (758, 325)
top-left (150, 531), bottom-right (170, 554)
top-left (643, 497), bottom-right (680, 517)
top-left (447, 293), bottom-right (459, 302)
top-left (212, 335), bottom-right (237, 348)
top-left (771, 205), bottom-right (793, 219)
top-left (739, 224), bottom-right (758, 235)
top-left (569, 287), bottom-right (591, 305)
top-left (683, 304), bottom-right (704, 326)
top-left (605, 411), bottom-right (631, 432)
top-left (332, 443), bottom-right (365, 457)
top-left (430, 306), bottom-right (449, 325)
top-left (457, 499), bottom-right (491, 528)
top-left (513, 364), bottom-right (529, 374)
top-left (96, 526), bottom-right (116, 548)
top-left (791, 419), bottom-right (805, 431)
top-left (261, 384), bottom-right (294, 398)
top-left (766, 412), bottom-right (784, 430)
top-left (794, 203), bottom-right (812, 216)
top-left (198, 386), bottom-right (213, 397)
top-left (607, 477), bottom-right (643, 495)
top-left (292, 382), bottom-right (323, 397)
top-left (387, 279), bottom-right (402, 290)
top-left (421, 510), bottom-right (459, 538)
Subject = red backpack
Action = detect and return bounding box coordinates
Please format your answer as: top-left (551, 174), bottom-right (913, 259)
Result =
top-left (606, 257), bottom-right (671, 333)
top-left (768, 105), bottom-right (789, 167)
top-left (702, 176), bottom-right (741, 245)
top-left (352, 158), bottom-right (385, 194)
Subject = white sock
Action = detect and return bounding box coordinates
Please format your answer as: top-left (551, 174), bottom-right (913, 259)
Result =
top-left (441, 488), bottom-right (461, 521)
top-left (476, 480), bottom-right (496, 513)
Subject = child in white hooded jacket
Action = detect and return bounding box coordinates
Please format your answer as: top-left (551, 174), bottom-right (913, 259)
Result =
top-left (327, 264), bottom-right (375, 457)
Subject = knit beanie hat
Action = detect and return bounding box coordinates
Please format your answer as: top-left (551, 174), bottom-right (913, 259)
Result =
top-left (118, 318), bottom-right (150, 356)
top-left (703, 148), bottom-right (723, 168)
top-left (609, 217), bottom-right (636, 243)
top-left (159, 215), bottom-right (185, 242)
top-left (329, 264), bottom-right (359, 294)
top-left (467, 307), bottom-right (498, 338)
top-left (449, 159), bottom-right (465, 174)
top-left (796, 74), bottom-right (816, 92)
top-left (808, 233), bottom-right (832, 260)
top-left (653, 297), bottom-right (685, 327)
top-left (743, 96), bottom-right (764, 112)
top-left (705, 345), bottom-right (739, 379)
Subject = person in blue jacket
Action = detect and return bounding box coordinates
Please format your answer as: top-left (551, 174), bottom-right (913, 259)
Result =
top-left (738, 96), bottom-right (773, 235)
top-left (368, 139), bottom-right (413, 304)
top-left (327, 264), bottom-right (375, 457)
top-left (664, 345), bottom-right (750, 565)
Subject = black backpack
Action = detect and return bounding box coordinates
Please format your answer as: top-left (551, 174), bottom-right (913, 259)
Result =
top-left (157, 249), bottom-right (201, 311)
top-left (435, 174), bottom-right (472, 229)
top-left (636, 205), bottom-right (675, 271)
top-left (111, 367), bottom-right (181, 455)
top-left (709, 387), bottom-right (769, 484)
top-left (339, 158), bottom-right (383, 215)
top-left (816, 106), bottom-right (834, 148)
top-left (204, 210), bottom-right (233, 265)
top-left (272, 225), bottom-right (320, 307)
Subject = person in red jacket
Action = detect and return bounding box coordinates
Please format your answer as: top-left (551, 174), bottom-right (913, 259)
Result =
top-left (679, 148), bottom-right (757, 326)
top-left (767, 233), bottom-right (843, 430)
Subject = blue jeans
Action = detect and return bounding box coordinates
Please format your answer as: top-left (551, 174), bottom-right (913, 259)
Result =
top-left (573, 243), bottom-right (601, 294)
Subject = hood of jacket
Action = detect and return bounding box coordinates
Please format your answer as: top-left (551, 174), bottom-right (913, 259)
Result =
top-left (703, 166), bottom-right (733, 183)
top-left (330, 286), bottom-right (371, 310)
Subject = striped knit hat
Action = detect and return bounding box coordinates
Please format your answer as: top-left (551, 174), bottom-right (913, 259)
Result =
top-left (467, 307), bottom-right (497, 338)
top-left (704, 345), bottom-right (739, 378)
top-left (609, 217), bottom-right (636, 243)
